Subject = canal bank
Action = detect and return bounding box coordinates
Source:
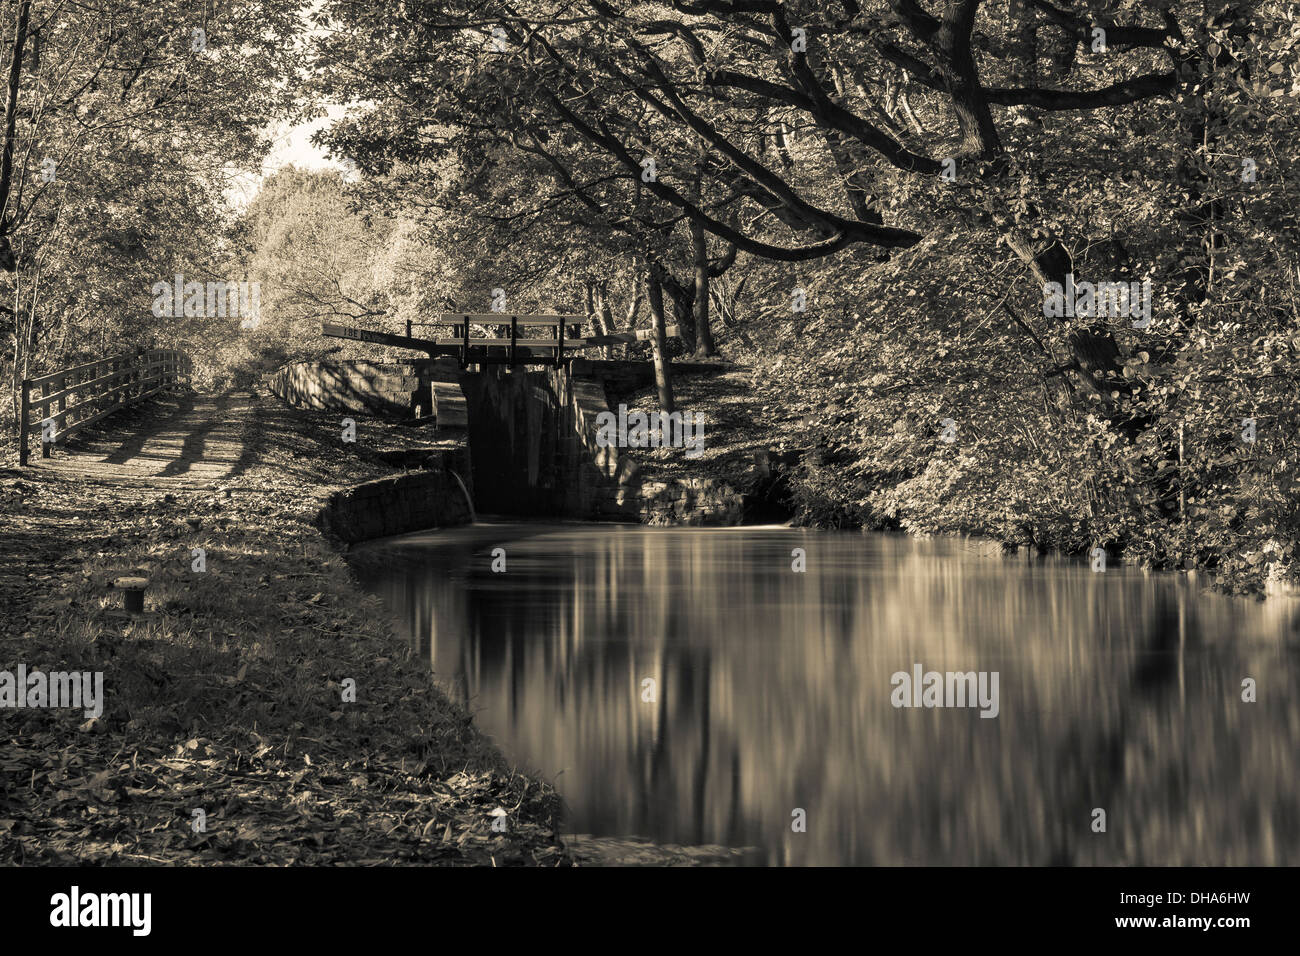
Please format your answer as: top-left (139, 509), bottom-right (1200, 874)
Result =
top-left (0, 390), bottom-right (569, 865)
top-left (607, 365), bottom-right (1300, 599)
top-left (272, 349), bottom-right (1299, 597)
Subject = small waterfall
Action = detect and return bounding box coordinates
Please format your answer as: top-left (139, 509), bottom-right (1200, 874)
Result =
top-left (449, 468), bottom-right (476, 522)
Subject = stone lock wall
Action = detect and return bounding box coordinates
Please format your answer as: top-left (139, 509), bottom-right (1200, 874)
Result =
top-left (278, 356), bottom-right (745, 532)
top-left (269, 361), bottom-right (423, 417)
top-left (464, 362), bottom-right (744, 525)
top-left (268, 358), bottom-right (467, 427)
top-left (317, 455), bottom-right (473, 543)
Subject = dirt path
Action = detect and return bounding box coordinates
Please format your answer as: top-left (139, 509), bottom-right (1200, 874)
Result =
top-left (24, 390), bottom-right (256, 489)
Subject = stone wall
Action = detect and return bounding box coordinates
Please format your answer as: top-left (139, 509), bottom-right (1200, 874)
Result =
top-left (589, 476), bottom-right (746, 525)
top-left (269, 361), bottom-right (421, 417)
top-left (317, 455), bottom-right (473, 543)
top-left (280, 356), bottom-right (746, 529)
top-left (268, 358), bottom-right (466, 427)
top-left (463, 362), bottom-right (744, 525)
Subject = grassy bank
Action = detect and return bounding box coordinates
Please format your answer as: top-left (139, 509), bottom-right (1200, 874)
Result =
top-left (0, 389), bottom-right (570, 865)
top-left (617, 359), bottom-right (1299, 598)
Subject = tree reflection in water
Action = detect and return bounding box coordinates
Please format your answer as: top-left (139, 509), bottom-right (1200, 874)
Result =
top-left (351, 523), bottom-right (1300, 866)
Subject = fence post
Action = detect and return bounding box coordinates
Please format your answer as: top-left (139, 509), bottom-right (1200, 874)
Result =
top-left (105, 358), bottom-right (115, 418)
top-left (55, 373), bottom-right (66, 445)
top-left (18, 378), bottom-right (30, 466)
top-left (40, 379), bottom-right (51, 457)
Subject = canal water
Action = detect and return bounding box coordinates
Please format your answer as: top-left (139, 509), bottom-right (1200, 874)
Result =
top-left (349, 522), bottom-right (1300, 866)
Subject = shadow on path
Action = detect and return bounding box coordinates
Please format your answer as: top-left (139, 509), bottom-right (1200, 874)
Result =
top-left (35, 390), bottom-right (252, 487)
top-left (99, 392), bottom-right (200, 467)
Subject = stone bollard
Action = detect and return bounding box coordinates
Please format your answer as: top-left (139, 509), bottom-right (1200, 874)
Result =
top-left (113, 576), bottom-right (149, 614)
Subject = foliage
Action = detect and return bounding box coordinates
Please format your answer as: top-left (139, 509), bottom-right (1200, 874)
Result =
top-left (282, 1), bottom-right (1300, 590)
top-left (0, 0), bottom-right (302, 422)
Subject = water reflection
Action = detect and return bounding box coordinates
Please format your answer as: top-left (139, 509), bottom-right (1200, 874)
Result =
top-left (350, 523), bottom-right (1300, 865)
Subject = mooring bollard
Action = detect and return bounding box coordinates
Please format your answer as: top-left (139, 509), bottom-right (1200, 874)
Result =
top-left (113, 576), bottom-right (149, 614)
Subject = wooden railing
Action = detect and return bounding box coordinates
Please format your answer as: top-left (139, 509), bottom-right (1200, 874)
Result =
top-left (322, 314), bottom-right (679, 368)
top-left (18, 349), bottom-right (192, 466)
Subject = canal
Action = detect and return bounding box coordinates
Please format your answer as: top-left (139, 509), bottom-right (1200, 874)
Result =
top-left (350, 522), bottom-right (1299, 866)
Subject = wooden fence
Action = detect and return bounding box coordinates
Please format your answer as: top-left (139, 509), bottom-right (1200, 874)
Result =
top-left (18, 349), bottom-right (192, 466)
top-left (323, 314), bottom-right (678, 367)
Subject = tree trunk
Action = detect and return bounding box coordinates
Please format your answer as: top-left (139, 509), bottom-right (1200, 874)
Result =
top-left (691, 220), bottom-right (717, 356)
top-left (596, 279), bottom-right (616, 358)
top-left (658, 267), bottom-right (696, 351)
top-left (647, 267), bottom-right (675, 415)
top-left (0, 0), bottom-right (31, 273)
top-left (582, 280), bottom-right (596, 335)
top-left (624, 287), bottom-right (643, 327)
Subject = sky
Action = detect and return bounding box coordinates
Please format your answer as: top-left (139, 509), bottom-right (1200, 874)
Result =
top-left (225, 104), bottom-right (353, 210)
top-left (223, 0), bottom-right (351, 208)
